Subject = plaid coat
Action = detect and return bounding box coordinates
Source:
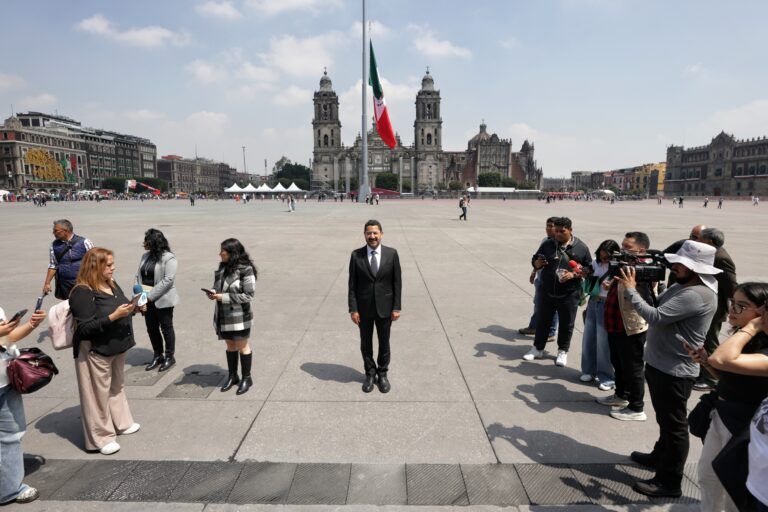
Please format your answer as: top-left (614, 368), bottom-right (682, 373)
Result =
top-left (213, 264), bottom-right (256, 333)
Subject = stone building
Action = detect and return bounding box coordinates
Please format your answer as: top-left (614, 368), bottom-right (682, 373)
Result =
top-left (158, 155), bottom-right (237, 194)
top-left (310, 70), bottom-right (543, 192)
top-left (665, 131), bottom-right (768, 198)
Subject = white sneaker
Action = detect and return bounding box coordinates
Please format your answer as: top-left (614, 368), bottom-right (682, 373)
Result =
top-left (598, 382), bottom-right (615, 391)
top-left (596, 394), bottom-right (629, 407)
top-left (579, 374), bottom-right (594, 382)
top-left (100, 441), bottom-right (121, 455)
top-left (555, 351), bottom-right (568, 367)
top-left (609, 407), bottom-right (647, 421)
top-left (120, 423), bottom-right (141, 435)
top-left (523, 348), bottom-right (545, 361)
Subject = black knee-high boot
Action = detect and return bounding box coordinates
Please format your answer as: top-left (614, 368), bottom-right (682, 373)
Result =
top-left (221, 351), bottom-right (240, 392)
top-left (236, 352), bottom-right (253, 395)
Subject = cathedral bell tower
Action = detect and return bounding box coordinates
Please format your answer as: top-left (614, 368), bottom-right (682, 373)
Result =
top-left (312, 69), bottom-right (341, 190)
top-left (414, 69), bottom-right (442, 191)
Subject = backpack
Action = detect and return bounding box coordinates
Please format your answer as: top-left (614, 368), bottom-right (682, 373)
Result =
top-left (48, 300), bottom-right (75, 350)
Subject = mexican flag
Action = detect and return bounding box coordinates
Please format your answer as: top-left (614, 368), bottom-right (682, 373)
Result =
top-left (369, 41), bottom-right (396, 149)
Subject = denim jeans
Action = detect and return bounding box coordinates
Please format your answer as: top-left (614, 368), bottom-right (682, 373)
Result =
top-left (580, 298), bottom-right (614, 385)
top-left (527, 276), bottom-right (558, 337)
top-left (0, 385), bottom-right (28, 504)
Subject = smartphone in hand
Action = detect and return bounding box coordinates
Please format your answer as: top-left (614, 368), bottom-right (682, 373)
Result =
top-left (34, 295), bottom-right (45, 312)
top-left (201, 288), bottom-right (216, 295)
top-left (9, 309), bottom-right (28, 323)
top-left (675, 333), bottom-right (694, 352)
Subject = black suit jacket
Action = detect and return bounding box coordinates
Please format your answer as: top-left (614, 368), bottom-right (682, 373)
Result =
top-left (348, 245), bottom-right (402, 318)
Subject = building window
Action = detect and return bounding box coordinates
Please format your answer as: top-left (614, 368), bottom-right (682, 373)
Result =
top-left (427, 133), bottom-right (432, 145)
top-left (3, 147), bottom-right (9, 156)
top-left (715, 168), bottom-right (722, 177)
top-left (735, 166), bottom-right (743, 176)
top-left (759, 165), bottom-right (767, 175)
top-left (749, 166), bottom-right (757, 175)
top-left (323, 134), bottom-right (329, 146)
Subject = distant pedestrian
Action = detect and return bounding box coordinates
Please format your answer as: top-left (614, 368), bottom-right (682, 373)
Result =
top-left (190, 195), bottom-right (195, 206)
top-left (459, 196), bottom-right (467, 220)
top-left (375, 193), bottom-right (380, 205)
top-left (206, 239), bottom-right (257, 395)
top-left (753, 196), bottom-right (760, 206)
top-left (703, 197), bottom-right (709, 208)
top-left (43, 219), bottom-right (95, 300)
top-left (679, 196), bottom-right (684, 208)
top-left (718, 197), bottom-right (723, 209)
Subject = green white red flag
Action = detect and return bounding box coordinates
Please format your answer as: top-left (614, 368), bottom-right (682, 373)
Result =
top-left (369, 41), bottom-right (396, 149)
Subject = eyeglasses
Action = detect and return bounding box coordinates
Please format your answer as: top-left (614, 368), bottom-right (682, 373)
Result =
top-left (728, 300), bottom-right (758, 314)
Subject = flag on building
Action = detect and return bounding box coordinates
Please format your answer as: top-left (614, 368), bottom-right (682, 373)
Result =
top-left (369, 41), bottom-right (396, 149)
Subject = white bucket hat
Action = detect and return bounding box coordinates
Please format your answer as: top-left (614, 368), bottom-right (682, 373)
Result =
top-left (664, 240), bottom-right (722, 293)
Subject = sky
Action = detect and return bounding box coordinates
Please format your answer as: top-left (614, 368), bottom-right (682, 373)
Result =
top-left (1, 0), bottom-right (767, 177)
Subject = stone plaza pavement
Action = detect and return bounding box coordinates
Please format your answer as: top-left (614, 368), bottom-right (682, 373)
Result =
top-left (1, 197), bottom-right (764, 510)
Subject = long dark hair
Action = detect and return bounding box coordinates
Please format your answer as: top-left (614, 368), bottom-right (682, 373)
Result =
top-left (595, 239), bottom-right (620, 261)
top-left (734, 282), bottom-right (768, 308)
top-left (219, 238), bottom-right (258, 279)
top-left (144, 228), bottom-right (171, 261)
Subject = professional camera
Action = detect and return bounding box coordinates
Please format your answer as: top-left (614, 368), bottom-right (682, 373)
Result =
top-left (608, 250), bottom-right (667, 282)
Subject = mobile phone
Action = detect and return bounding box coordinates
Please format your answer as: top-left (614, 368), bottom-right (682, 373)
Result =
top-left (675, 333), bottom-right (694, 351)
top-left (201, 288), bottom-right (216, 295)
top-left (34, 295), bottom-right (45, 312)
top-left (9, 309), bottom-right (28, 323)
top-left (130, 295), bottom-right (141, 306)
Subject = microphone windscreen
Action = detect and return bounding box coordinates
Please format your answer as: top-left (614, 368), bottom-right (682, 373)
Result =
top-left (568, 260), bottom-right (578, 268)
top-left (133, 284), bottom-right (143, 295)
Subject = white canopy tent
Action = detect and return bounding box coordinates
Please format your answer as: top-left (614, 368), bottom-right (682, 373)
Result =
top-left (0, 189), bottom-right (10, 202)
top-left (256, 183), bottom-right (273, 192)
top-left (241, 183), bottom-right (258, 193)
top-left (286, 182), bottom-right (303, 192)
top-left (224, 183), bottom-right (244, 193)
top-left (272, 183), bottom-right (287, 193)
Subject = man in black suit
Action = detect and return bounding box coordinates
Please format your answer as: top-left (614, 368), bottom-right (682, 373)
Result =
top-left (348, 219), bottom-right (402, 393)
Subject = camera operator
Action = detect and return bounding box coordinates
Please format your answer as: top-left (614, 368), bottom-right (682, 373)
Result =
top-left (597, 232), bottom-right (655, 423)
top-left (524, 217), bottom-right (592, 367)
top-left (615, 240), bottom-right (720, 498)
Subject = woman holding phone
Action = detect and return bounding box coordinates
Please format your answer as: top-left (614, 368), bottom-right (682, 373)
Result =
top-left (69, 247), bottom-right (141, 455)
top-left (206, 238), bottom-right (257, 395)
top-left (689, 282), bottom-right (768, 511)
top-left (0, 308), bottom-right (46, 504)
top-left (136, 229), bottom-right (179, 372)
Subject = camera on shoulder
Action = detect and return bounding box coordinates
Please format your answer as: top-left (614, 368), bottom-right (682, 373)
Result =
top-left (608, 250), bottom-right (667, 282)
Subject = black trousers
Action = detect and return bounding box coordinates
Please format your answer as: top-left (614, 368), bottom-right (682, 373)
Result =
top-left (645, 364), bottom-right (694, 488)
top-left (358, 311), bottom-right (392, 376)
top-left (534, 289), bottom-right (580, 351)
top-left (145, 303), bottom-right (175, 355)
top-left (607, 330), bottom-right (646, 412)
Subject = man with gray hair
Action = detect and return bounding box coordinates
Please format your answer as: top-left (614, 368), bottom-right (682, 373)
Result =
top-left (695, 227), bottom-right (738, 391)
top-left (42, 220), bottom-right (94, 299)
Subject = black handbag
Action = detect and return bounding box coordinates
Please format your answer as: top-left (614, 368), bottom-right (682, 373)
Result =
top-left (688, 390), bottom-right (717, 440)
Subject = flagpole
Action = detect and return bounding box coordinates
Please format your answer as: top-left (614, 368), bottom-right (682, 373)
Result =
top-left (360, 0), bottom-right (369, 203)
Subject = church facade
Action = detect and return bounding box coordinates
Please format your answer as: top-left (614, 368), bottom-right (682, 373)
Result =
top-left (311, 70), bottom-right (543, 192)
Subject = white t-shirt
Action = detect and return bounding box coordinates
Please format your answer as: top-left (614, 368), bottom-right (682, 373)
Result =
top-left (591, 261), bottom-right (610, 298)
top-left (0, 307), bottom-right (10, 389)
top-left (747, 396), bottom-right (768, 506)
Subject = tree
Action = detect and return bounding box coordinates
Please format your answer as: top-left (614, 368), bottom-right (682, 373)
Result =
top-left (375, 172), bottom-right (398, 191)
top-left (401, 179), bottom-right (411, 193)
top-left (278, 178), bottom-right (291, 189)
top-left (502, 177), bottom-right (518, 188)
top-left (292, 178), bottom-right (310, 191)
top-left (336, 177), bottom-right (359, 191)
top-left (448, 180), bottom-right (463, 191)
top-left (272, 156), bottom-right (291, 175)
top-left (518, 180), bottom-right (537, 190)
top-left (276, 163), bottom-right (310, 183)
top-left (478, 172), bottom-right (501, 187)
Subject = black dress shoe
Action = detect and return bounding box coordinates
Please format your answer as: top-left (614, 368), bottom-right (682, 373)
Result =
top-left (221, 374), bottom-right (240, 392)
top-left (145, 355), bottom-right (164, 371)
top-left (633, 478), bottom-right (682, 498)
top-left (159, 355), bottom-right (175, 372)
top-left (362, 374), bottom-right (376, 393)
top-left (630, 451), bottom-right (657, 469)
top-left (236, 376), bottom-right (252, 395)
top-left (377, 374), bottom-right (391, 393)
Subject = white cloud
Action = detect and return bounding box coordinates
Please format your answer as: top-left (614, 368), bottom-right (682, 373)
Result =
top-left (186, 59), bottom-right (228, 84)
top-left (237, 62), bottom-right (279, 83)
top-left (195, 1), bottom-right (243, 20)
top-left (19, 93), bottom-right (57, 111)
top-left (260, 32), bottom-right (346, 77)
top-left (350, 20), bottom-right (392, 40)
top-left (75, 14), bottom-right (190, 48)
top-left (183, 111), bottom-right (229, 134)
top-left (0, 73), bottom-right (25, 91)
top-left (411, 26), bottom-right (471, 59)
top-left (684, 63), bottom-right (704, 74)
top-left (696, 99), bottom-right (768, 140)
top-left (245, 0), bottom-right (342, 15)
top-left (273, 85), bottom-right (312, 106)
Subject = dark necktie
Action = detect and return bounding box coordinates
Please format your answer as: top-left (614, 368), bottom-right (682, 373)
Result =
top-left (370, 251), bottom-right (378, 275)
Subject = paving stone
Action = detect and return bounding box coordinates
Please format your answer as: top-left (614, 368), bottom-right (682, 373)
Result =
top-left (157, 371), bottom-right (224, 398)
top-left (23, 458), bottom-right (87, 500)
top-left (124, 364), bottom-right (167, 386)
top-left (570, 464), bottom-right (652, 505)
top-left (514, 463), bottom-right (591, 505)
top-left (406, 464), bottom-right (469, 506)
top-left (347, 463), bottom-right (407, 505)
top-left (618, 464), bottom-right (701, 505)
top-left (169, 461), bottom-right (244, 503)
top-left (228, 462), bottom-right (296, 504)
top-left (286, 463), bottom-right (351, 505)
top-left (684, 462), bottom-right (699, 488)
top-left (109, 460), bottom-right (191, 501)
top-left (51, 460), bottom-right (138, 501)
top-left (462, 463), bottom-right (529, 506)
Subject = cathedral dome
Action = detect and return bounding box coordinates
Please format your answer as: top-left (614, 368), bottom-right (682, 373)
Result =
top-left (319, 69), bottom-right (333, 92)
top-left (421, 69), bottom-right (435, 91)
top-left (468, 122), bottom-right (490, 148)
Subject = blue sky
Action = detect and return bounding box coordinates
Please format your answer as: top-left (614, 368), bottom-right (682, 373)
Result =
top-left (1, 0), bottom-right (766, 177)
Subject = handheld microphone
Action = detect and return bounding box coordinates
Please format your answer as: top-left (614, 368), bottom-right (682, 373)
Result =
top-left (132, 284), bottom-right (148, 307)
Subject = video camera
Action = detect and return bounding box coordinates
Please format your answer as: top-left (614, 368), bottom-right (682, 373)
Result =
top-left (608, 250), bottom-right (667, 282)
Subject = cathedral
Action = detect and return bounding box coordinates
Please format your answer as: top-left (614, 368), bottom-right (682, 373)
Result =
top-left (311, 69), bottom-right (543, 192)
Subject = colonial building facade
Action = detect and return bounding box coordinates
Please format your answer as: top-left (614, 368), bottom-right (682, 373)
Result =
top-left (311, 70), bottom-right (543, 192)
top-left (158, 155), bottom-right (237, 194)
top-left (664, 131), bottom-right (768, 198)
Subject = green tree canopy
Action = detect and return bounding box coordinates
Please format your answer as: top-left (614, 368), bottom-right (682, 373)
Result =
top-left (478, 172), bottom-right (501, 187)
top-left (276, 163), bottom-right (310, 183)
top-left (448, 180), bottom-right (463, 191)
top-left (502, 177), bottom-right (518, 188)
top-left (401, 179), bottom-right (411, 193)
top-left (375, 172), bottom-right (398, 191)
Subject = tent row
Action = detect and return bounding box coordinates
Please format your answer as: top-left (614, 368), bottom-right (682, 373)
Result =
top-left (223, 182), bottom-right (304, 193)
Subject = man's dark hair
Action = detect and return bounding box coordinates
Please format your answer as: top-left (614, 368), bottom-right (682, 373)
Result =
top-left (625, 231), bottom-right (650, 250)
top-left (364, 219), bottom-right (383, 232)
top-left (701, 227), bottom-right (725, 248)
top-left (53, 219), bottom-right (73, 232)
top-left (546, 216), bottom-right (558, 224)
top-left (553, 217), bottom-right (572, 229)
